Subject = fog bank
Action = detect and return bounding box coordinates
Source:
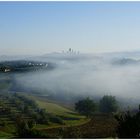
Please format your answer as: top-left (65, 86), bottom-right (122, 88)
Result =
top-left (12, 52), bottom-right (140, 103)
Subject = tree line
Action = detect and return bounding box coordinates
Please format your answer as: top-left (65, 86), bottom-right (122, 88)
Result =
top-left (75, 95), bottom-right (118, 117)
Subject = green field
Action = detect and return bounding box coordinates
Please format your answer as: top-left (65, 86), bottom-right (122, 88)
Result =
top-left (25, 94), bottom-right (89, 127)
top-left (28, 95), bottom-right (84, 117)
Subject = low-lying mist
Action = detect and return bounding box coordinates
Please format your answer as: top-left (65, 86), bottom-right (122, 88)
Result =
top-left (12, 53), bottom-right (140, 105)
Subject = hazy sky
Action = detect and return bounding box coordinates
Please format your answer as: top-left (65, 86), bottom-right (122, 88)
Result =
top-left (0, 2), bottom-right (140, 55)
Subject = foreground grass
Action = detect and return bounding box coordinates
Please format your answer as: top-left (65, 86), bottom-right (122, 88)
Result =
top-left (0, 131), bottom-right (13, 138)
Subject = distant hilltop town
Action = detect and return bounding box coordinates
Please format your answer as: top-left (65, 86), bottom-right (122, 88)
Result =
top-left (62, 48), bottom-right (80, 54)
top-left (0, 60), bottom-right (55, 73)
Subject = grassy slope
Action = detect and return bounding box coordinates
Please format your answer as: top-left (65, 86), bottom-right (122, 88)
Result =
top-left (26, 94), bottom-right (84, 118)
top-left (36, 99), bottom-right (74, 116)
top-left (25, 94), bottom-right (89, 129)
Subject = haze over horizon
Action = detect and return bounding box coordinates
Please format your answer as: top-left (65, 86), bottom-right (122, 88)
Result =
top-left (1, 2), bottom-right (140, 55)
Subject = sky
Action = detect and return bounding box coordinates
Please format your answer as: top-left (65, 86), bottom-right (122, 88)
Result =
top-left (0, 2), bottom-right (140, 55)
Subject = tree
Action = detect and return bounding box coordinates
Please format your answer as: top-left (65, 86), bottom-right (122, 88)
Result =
top-left (99, 95), bottom-right (118, 113)
top-left (15, 115), bottom-right (35, 138)
top-left (115, 106), bottom-right (140, 138)
top-left (15, 115), bottom-right (49, 138)
top-left (75, 97), bottom-right (96, 117)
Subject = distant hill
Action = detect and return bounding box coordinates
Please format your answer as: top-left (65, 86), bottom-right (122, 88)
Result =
top-left (102, 51), bottom-right (140, 59)
top-left (111, 58), bottom-right (140, 65)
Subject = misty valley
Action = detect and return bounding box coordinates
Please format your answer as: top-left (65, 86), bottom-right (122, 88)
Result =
top-left (2, 1), bottom-right (140, 138)
top-left (0, 52), bottom-right (140, 138)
